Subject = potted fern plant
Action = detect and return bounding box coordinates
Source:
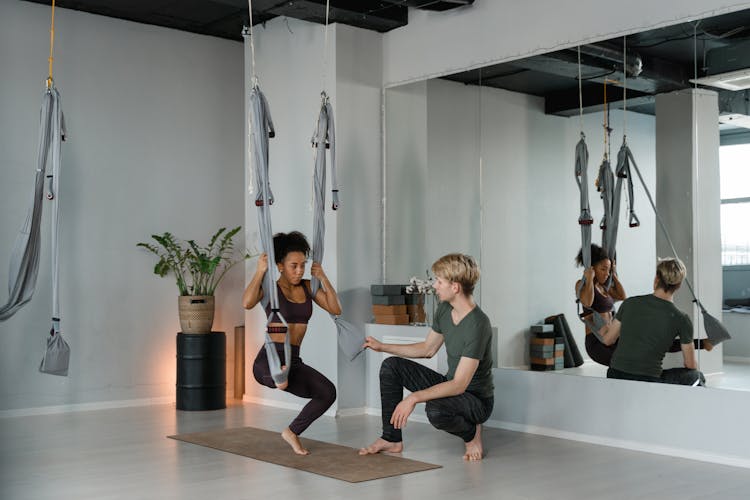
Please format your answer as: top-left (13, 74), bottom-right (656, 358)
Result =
top-left (137, 226), bottom-right (249, 333)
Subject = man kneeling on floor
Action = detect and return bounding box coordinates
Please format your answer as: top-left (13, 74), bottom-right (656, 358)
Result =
top-left (359, 253), bottom-right (494, 461)
top-left (599, 257), bottom-right (706, 386)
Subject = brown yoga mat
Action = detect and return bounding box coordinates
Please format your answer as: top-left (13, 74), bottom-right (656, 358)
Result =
top-left (168, 426), bottom-right (441, 483)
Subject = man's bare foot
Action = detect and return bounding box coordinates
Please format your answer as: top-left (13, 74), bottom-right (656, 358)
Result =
top-left (281, 427), bottom-right (309, 455)
top-left (463, 424), bottom-right (483, 461)
top-left (358, 438), bottom-right (403, 455)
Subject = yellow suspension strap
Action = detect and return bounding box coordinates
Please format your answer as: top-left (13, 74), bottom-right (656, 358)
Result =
top-left (46, 0), bottom-right (57, 89)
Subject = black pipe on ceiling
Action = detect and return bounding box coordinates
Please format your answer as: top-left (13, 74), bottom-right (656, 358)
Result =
top-left (380, 0), bottom-right (474, 12)
top-left (573, 44), bottom-right (643, 78)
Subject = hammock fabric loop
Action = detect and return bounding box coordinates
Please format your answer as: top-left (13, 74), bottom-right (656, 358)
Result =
top-left (246, 70), bottom-right (291, 385)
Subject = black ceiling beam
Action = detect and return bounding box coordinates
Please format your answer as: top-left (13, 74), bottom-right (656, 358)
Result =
top-left (380, 0), bottom-right (473, 12)
top-left (21, 0), bottom-right (408, 40)
top-left (545, 84), bottom-right (654, 116)
top-left (265, 1), bottom-right (406, 33)
top-left (515, 49), bottom-right (688, 94)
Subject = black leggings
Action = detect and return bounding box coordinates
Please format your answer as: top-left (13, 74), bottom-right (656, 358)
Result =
top-left (585, 333), bottom-right (618, 366)
top-left (378, 357), bottom-right (494, 443)
top-left (253, 342), bottom-right (336, 436)
top-left (586, 334), bottom-right (712, 367)
top-left (607, 367), bottom-right (705, 386)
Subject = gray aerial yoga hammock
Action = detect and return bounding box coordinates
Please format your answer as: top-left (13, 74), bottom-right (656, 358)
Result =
top-left (248, 81), bottom-right (292, 386)
top-left (600, 137), bottom-right (641, 286)
top-left (574, 133), bottom-right (609, 335)
top-left (572, 46), bottom-right (611, 337)
top-left (578, 141), bottom-right (640, 337)
top-left (576, 53), bottom-right (640, 336)
top-left (309, 93), bottom-right (365, 361)
top-left (578, 137), bottom-right (641, 337)
top-left (626, 150), bottom-right (732, 346)
top-left (0, 83), bottom-right (71, 376)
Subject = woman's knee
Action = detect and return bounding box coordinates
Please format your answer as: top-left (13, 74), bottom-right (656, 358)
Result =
top-left (252, 359), bottom-right (276, 389)
top-left (321, 378), bottom-right (337, 405)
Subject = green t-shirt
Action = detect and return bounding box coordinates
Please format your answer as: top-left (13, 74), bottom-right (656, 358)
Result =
top-left (432, 301), bottom-right (494, 399)
top-left (610, 294), bottom-right (693, 378)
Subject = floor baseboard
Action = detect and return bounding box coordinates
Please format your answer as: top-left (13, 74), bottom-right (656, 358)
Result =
top-left (483, 418), bottom-right (750, 469)
top-left (0, 396), bottom-right (174, 419)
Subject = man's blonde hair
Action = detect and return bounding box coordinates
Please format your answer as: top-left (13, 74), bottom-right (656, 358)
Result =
top-left (655, 257), bottom-right (686, 293)
top-left (431, 253), bottom-right (480, 296)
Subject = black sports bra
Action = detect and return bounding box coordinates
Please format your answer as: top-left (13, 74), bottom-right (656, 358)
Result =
top-left (590, 286), bottom-right (614, 314)
top-left (265, 282), bottom-right (313, 324)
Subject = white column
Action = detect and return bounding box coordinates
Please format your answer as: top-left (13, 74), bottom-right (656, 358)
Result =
top-left (655, 89), bottom-right (723, 375)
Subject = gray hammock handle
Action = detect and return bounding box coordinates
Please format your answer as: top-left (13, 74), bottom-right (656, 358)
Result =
top-left (575, 135), bottom-right (594, 266)
top-left (575, 134), bottom-right (613, 341)
top-left (308, 95), bottom-right (364, 360)
top-left (264, 310), bottom-right (291, 385)
top-left (248, 82), bottom-right (290, 385)
top-left (1, 87), bottom-right (64, 321)
top-left (626, 148), bottom-right (731, 344)
top-left (310, 95), bottom-right (340, 295)
top-left (626, 148), bottom-right (701, 303)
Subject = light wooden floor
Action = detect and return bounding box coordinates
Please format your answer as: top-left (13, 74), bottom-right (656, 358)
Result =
top-left (2, 401), bottom-right (749, 500)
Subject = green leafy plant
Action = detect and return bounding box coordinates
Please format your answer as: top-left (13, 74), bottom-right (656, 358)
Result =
top-left (137, 226), bottom-right (251, 296)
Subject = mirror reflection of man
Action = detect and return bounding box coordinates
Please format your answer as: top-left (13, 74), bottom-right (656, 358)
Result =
top-left (359, 254), bottom-right (494, 461)
top-left (599, 258), bottom-right (705, 386)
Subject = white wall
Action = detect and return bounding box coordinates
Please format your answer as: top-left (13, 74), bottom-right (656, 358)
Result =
top-left (382, 0), bottom-right (750, 86)
top-left (334, 25), bottom-right (383, 411)
top-left (385, 79), bottom-right (658, 368)
top-left (490, 367), bottom-right (750, 468)
top-left (425, 80), bottom-right (481, 265)
top-left (481, 85), bottom-right (660, 369)
top-left (384, 81), bottom-right (428, 282)
top-left (0, 2), bottom-right (245, 411)
top-left (242, 2), bottom-right (748, 466)
top-left (384, 79), bottom-right (480, 282)
top-left (656, 90), bottom-right (724, 374)
top-left (243, 17), bottom-right (340, 410)
top-left (244, 19), bottom-right (384, 413)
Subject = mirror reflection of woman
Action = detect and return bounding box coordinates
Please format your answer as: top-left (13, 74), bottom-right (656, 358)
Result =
top-left (243, 231), bottom-right (342, 456)
top-left (575, 244), bottom-right (626, 366)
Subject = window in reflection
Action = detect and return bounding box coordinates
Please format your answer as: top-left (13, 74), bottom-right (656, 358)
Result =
top-left (720, 144), bottom-right (750, 266)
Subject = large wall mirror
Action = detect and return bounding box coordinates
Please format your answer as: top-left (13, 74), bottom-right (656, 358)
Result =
top-left (384, 9), bottom-right (750, 391)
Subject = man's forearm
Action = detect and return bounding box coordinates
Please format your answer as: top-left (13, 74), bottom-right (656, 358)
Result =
top-left (381, 342), bottom-right (430, 359)
top-left (410, 380), bottom-right (463, 403)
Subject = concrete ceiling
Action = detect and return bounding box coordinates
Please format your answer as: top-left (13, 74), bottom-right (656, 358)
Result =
top-left (21, 1), bottom-right (750, 133)
top-left (441, 8), bottom-right (750, 126)
top-left (22, 0), bottom-right (474, 40)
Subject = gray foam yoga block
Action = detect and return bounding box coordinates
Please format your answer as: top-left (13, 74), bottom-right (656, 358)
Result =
top-left (370, 284), bottom-right (406, 296)
top-left (371, 294), bottom-right (406, 305)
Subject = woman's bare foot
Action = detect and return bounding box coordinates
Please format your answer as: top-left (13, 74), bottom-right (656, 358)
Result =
top-left (463, 424), bottom-right (484, 461)
top-left (358, 438), bottom-right (403, 455)
top-left (281, 427), bottom-right (309, 455)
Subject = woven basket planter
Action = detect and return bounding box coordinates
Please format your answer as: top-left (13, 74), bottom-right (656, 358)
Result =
top-left (178, 295), bottom-right (215, 334)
